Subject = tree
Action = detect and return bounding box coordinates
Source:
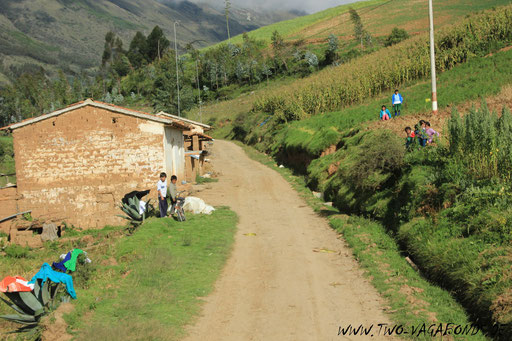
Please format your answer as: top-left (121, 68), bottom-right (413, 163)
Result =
top-left (102, 31), bottom-right (115, 66)
top-left (151, 52), bottom-right (193, 114)
top-left (385, 27), bottom-right (410, 46)
top-left (271, 30), bottom-right (288, 71)
top-left (128, 31), bottom-right (149, 68)
top-left (304, 51), bottom-right (319, 70)
top-left (225, 0), bottom-right (231, 42)
top-left (325, 33), bottom-right (339, 65)
top-left (271, 30), bottom-right (284, 51)
top-left (147, 26), bottom-right (170, 62)
top-left (102, 31), bottom-right (125, 67)
top-left (349, 8), bottom-right (372, 49)
top-left (261, 63), bottom-right (272, 85)
top-left (113, 55), bottom-right (131, 77)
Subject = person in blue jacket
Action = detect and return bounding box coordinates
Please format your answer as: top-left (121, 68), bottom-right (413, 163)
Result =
top-left (392, 89), bottom-right (403, 117)
top-left (380, 105), bottom-right (391, 121)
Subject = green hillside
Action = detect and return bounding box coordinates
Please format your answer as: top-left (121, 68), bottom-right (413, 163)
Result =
top-left (221, 0), bottom-right (512, 49)
top-left (193, 2), bottom-right (512, 338)
top-left (212, 0), bottom-right (385, 47)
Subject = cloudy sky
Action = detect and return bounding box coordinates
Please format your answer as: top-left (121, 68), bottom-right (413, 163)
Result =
top-left (195, 0), bottom-right (358, 14)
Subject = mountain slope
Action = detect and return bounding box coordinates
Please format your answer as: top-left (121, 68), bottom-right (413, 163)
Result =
top-left (0, 0), bottom-right (300, 84)
top-left (222, 0), bottom-right (512, 48)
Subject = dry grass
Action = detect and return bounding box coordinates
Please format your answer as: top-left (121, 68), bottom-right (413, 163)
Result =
top-left (290, 0), bottom-right (512, 46)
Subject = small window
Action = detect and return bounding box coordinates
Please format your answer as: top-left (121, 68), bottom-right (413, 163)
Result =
top-left (112, 118), bottom-right (118, 124)
top-left (52, 121), bottom-right (56, 126)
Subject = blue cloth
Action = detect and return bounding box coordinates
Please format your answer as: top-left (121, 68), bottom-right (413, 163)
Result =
top-left (259, 117), bottom-right (271, 126)
top-left (392, 93), bottom-right (403, 104)
top-left (380, 109), bottom-right (391, 119)
top-left (52, 252), bottom-right (72, 272)
top-left (28, 263), bottom-right (76, 299)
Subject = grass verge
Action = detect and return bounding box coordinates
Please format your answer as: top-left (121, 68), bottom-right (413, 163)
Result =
top-left (66, 208), bottom-right (237, 340)
top-left (0, 208), bottom-right (237, 340)
top-left (235, 141), bottom-right (489, 340)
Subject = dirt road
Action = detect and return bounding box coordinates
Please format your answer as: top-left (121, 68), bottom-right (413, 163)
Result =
top-left (184, 140), bottom-right (393, 341)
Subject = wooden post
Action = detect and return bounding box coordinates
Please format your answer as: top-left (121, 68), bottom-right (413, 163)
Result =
top-left (192, 135), bottom-right (199, 177)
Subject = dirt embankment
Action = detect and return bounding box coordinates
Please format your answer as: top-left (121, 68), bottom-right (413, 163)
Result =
top-left (370, 85), bottom-right (512, 138)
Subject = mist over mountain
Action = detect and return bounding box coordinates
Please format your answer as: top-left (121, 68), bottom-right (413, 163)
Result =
top-left (0, 0), bottom-right (305, 84)
top-left (188, 0), bottom-right (355, 14)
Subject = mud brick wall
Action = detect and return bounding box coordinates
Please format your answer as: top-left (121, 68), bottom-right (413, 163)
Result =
top-left (0, 187), bottom-right (17, 234)
top-left (12, 106), bottom-right (167, 228)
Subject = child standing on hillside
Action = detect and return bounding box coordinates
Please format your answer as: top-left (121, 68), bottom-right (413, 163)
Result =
top-left (157, 172), bottom-right (168, 218)
top-left (380, 105), bottom-right (391, 120)
top-left (392, 90), bottom-right (403, 117)
top-left (425, 121), bottom-right (440, 144)
top-left (167, 175), bottom-right (178, 216)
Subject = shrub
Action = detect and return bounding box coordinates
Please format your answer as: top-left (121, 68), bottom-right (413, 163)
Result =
top-left (448, 104), bottom-right (512, 179)
top-left (4, 244), bottom-right (31, 258)
top-left (384, 27), bottom-right (410, 47)
top-left (316, 130), bottom-right (405, 216)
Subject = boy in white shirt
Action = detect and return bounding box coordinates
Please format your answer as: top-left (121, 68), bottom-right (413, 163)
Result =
top-left (157, 172), bottom-right (168, 218)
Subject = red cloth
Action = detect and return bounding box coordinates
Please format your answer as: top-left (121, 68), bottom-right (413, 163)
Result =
top-left (411, 131), bottom-right (416, 138)
top-left (0, 276), bottom-right (34, 293)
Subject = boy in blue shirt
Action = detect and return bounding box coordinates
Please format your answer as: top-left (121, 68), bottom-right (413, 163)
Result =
top-left (392, 89), bottom-right (403, 117)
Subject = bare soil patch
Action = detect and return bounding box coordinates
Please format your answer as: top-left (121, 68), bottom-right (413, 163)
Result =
top-left (369, 85), bottom-right (512, 137)
top-left (41, 303), bottom-right (74, 341)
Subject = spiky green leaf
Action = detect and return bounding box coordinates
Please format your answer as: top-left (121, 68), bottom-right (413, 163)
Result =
top-left (0, 314), bottom-right (37, 324)
top-left (33, 279), bottom-right (41, 300)
top-left (0, 296), bottom-right (26, 315)
top-left (50, 283), bottom-right (60, 300)
top-left (41, 280), bottom-right (50, 306)
top-left (18, 292), bottom-right (43, 313)
top-left (4, 293), bottom-right (34, 315)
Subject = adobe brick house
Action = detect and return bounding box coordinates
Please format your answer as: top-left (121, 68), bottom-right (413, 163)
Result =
top-left (1, 99), bottom-right (199, 229)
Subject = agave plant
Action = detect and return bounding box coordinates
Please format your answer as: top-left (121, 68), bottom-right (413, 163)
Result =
top-left (118, 196), bottom-right (152, 230)
top-left (0, 279), bottom-right (68, 334)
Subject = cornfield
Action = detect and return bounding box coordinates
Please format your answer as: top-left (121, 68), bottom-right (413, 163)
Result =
top-left (254, 5), bottom-right (512, 118)
top-left (448, 103), bottom-right (512, 180)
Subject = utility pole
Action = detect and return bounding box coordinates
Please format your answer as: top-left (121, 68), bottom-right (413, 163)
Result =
top-left (195, 59), bottom-right (202, 122)
top-left (428, 0), bottom-right (438, 114)
top-left (174, 21), bottom-right (181, 117)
